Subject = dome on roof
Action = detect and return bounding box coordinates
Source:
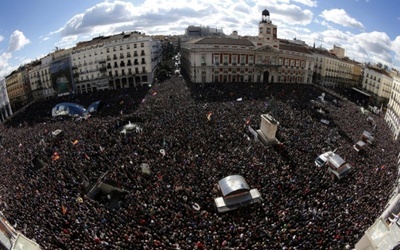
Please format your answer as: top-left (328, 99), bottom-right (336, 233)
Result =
top-left (262, 9), bottom-right (270, 16)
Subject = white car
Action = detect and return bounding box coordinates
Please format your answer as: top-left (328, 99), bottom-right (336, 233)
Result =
top-left (315, 151), bottom-right (334, 167)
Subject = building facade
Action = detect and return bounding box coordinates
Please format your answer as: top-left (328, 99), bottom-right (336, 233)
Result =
top-left (0, 79), bottom-right (12, 122)
top-left (385, 76), bottom-right (400, 140)
top-left (28, 54), bottom-right (54, 101)
top-left (362, 66), bottom-right (393, 105)
top-left (181, 9), bottom-right (315, 84)
top-left (72, 32), bottom-right (162, 93)
top-left (104, 32), bottom-right (162, 89)
top-left (72, 37), bottom-right (108, 94)
top-left (309, 47), bottom-right (357, 88)
top-left (5, 66), bottom-right (32, 110)
top-left (181, 38), bottom-right (260, 83)
top-left (277, 41), bottom-right (314, 84)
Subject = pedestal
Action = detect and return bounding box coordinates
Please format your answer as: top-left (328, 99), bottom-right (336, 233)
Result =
top-left (257, 114), bottom-right (279, 145)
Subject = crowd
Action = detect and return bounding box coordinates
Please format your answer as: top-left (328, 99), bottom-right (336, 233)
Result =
top-left (0, 76), bottom-right (399, 250)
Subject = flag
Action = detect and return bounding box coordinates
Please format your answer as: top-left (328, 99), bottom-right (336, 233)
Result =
top-left (207, 112), bottom-right (213, 121)
top-left (61, 205), bottom-right (67, 215)
top-left (52, 152), bottom-right (60, 161)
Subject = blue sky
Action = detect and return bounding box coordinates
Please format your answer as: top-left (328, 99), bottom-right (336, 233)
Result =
top-left (0, 0), bottom-right (399, 79)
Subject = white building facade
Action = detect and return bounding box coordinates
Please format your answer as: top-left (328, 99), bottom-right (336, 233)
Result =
top-left (72, 38), bottom-right (108, 94)
top-left (104, 32), bottom-right (162, 90)
top-left (385, 76), bottom-right (400, 140)
top-left (71, 32), bottom-right (163, 94)
top-left (310, 48), bottom-right (355, 87)
top-left (181, 9), bottom-right (315, 84)
top-left (0, 78), bottom-right (12, 122)
top-left (362, 66), bottom-right (393, 104)
top-left (29, 55), bottom-right (54, 100)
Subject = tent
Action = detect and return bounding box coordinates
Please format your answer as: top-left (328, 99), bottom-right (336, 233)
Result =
top-left (51, 102), bottom-right (86, 117)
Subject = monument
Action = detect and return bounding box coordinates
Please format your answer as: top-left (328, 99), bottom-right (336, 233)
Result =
top-left (257, 114), bottom-right (279, 145)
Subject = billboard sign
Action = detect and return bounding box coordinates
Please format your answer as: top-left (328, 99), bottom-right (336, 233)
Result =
top-left (50, 57), bottom-right (73, 95)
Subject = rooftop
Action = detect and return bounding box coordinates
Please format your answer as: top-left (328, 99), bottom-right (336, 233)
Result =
top-left (191, 37), bottom-right (254, 47)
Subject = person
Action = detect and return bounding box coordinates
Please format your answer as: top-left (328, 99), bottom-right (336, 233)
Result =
top-left (0, 78), bottom-right (398, 249)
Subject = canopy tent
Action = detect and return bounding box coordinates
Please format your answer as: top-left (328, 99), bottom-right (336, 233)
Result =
top-left (218, 175), bottom-right (250, 197)
top-left (51, 102), bottom-right (86, 117)
top-left (86, 101), bottom-right (102, 114)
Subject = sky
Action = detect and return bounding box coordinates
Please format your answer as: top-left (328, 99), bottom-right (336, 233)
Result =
top-left (0, 0), bottom-right (399, 79)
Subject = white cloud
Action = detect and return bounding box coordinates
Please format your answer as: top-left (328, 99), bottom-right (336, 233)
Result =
top-left (7, 30), bottom-right (30, 52)
top-left (392, 36), bottom-right (400, 62)
top-left (291, 0), bottom-right (317, 7)
top-left (266, 4), bottom-right (314, 26)
top-left (0, 35), bottom-right (4, 43)
top-left (54, 35), bottom-right (78, 50)
top-left (51, 0), bottom-right (314, 39)
top-left (0, 52), bottom-right (13, 79)
top-left (321, 30), bottom-right (394, 66)
top-left (320, 9), bottom-right (364, 30)
top-left (59, 1), bottom-right (138, 38)
top-left (6, 0), bottom-right (398, 71)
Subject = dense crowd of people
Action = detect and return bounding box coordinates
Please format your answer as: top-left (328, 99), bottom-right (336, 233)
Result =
top-left (0, 77), bottom-right (399, 249)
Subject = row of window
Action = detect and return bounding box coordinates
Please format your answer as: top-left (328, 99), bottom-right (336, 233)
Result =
top-left (210, 54), bottom-right (254, 65)
top-left (30, 69), bottom-right (49, 78)
top-left (106, 43), bottom-right (145, 53)
top-left (106, 59), bottom-right (146, 68)
top-left (108, 67), bottom-right (147, 77)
